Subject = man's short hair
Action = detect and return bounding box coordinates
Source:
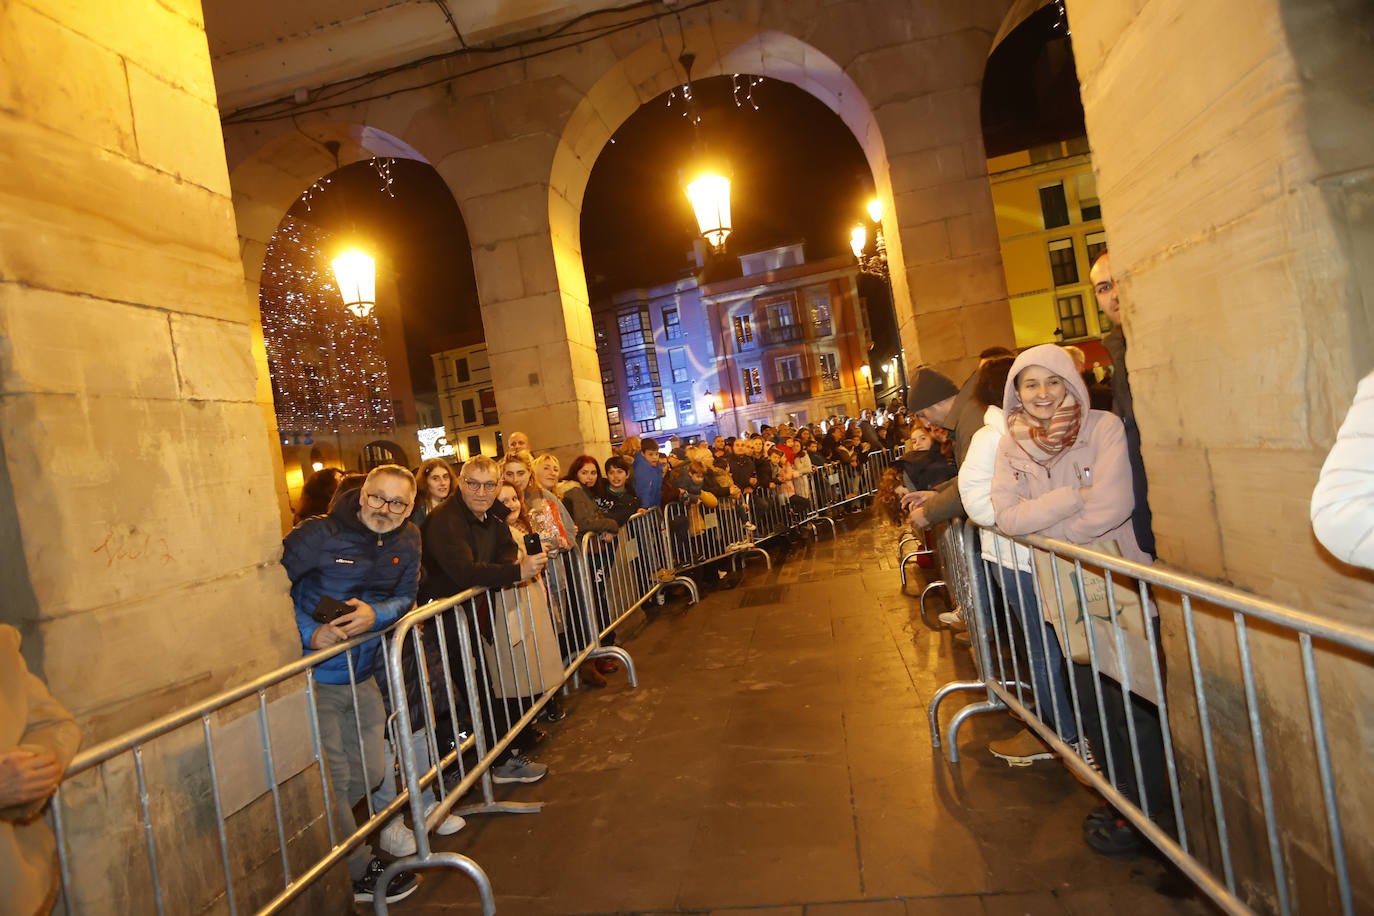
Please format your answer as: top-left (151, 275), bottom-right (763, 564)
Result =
top-left (641, 437), bottom-right (659, 453)
top-left (1091, 248), bottom-right (1110, 269)
top-left (604, 455), bottom-right (631, 475)
top-left (978, 346), bottom-right (1016, 360)
top-left (364, 464), bottom-right (416, 492)
top-left (461, 455), bottom-right (500, 479)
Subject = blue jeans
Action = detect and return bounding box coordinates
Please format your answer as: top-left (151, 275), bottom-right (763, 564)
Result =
top-left (998, 566), bottom-right (1077, 742)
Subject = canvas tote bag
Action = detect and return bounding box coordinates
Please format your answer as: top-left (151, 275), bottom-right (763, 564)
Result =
top-left (1033, 541), bottom-right (1159, 703)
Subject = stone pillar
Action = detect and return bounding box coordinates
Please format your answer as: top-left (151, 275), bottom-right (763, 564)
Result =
top-left (0, 3), bottom-right (338, 910)
top-left (869, 46), bottom-right (1017, 383)
top-left (1070, 0), bottom-right (1374, 909)
top-left (433, 122), bottom-right (610, 463)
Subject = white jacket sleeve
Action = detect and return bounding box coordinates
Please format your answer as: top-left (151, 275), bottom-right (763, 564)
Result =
top-left (1311, 370), bottom-right (1374, 569)
top-left (958, 422), bottom-right (1000, 529)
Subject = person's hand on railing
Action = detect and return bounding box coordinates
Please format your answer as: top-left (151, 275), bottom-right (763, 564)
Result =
top-left (600, 532), bottom-right (616, 543)
top-left (907, 504), bottom-right (930, 529)
top-left (520, 552), bottom-right (549, 581)
top-left (309, 622), bottom-right (348, 650)
top-left (0, 749), bottom-right (62, 808)
top-left (901, 490), bottom-right (935, 509)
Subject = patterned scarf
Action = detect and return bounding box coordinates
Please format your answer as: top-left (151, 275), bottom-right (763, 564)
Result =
top-left (1008, 391), bottom-right (1082, 465)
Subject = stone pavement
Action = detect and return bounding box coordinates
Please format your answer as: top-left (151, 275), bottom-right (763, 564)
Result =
top-left (391, 512), bottom-right (1207, 915)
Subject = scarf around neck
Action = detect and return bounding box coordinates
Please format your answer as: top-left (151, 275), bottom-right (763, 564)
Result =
top-left (1008, 391), bottom-right (1082, 465)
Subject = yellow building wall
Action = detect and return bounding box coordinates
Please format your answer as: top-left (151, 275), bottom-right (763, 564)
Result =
top-left (988, 142), bottom-right (1111, 346)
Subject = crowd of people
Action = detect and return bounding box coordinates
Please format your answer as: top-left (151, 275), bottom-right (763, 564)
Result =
top-left (281, 405), bottom-right (939, 904)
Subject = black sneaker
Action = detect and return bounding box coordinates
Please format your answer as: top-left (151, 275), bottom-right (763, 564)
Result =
top-left (353, 857), bottom-right (420, 904)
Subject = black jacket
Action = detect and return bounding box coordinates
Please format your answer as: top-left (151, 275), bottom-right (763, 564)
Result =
top-left (419, 498), bottom-right (520, 604)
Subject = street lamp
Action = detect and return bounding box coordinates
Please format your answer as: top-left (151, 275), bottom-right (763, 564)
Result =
top-left (676, 50), bottom-right (733, 254)
top-left (686, 172), bottom-right (732, 252)
top-left (852, 197), bottom-right (888, 280)
top-left (332, 249), bottom-right (376, 318)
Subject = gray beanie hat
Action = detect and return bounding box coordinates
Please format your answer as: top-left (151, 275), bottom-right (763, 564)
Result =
top-left (907, 367), bottom-right (959, 411)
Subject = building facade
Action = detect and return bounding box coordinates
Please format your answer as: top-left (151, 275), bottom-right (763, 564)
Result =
top-left (592, 244), bottom-right (874, 444)
top-left (704, 244), bottom-right (874, 436)
top-left (432, 337), bottom-right (502, 460)
top-left (987, 138), bottom-right (1111, 348)
top-left (593, 277), bottom-right (717, 444)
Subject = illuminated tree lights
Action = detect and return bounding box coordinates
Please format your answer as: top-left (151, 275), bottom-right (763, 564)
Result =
top-left (260, 215), bottom-right (397, 435)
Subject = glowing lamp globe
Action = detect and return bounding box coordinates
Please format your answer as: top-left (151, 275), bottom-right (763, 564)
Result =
top-left (867, 198), bottom-right (884, 224)
top-left (850, 224), bottom-right (868, 259)
top-left (685, 173), bottom-right (732, 252)
top-left (332, 250), bottom-right (376, 319)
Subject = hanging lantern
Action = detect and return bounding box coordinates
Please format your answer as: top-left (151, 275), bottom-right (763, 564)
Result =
top-left (332, 250), bottom-right (376, 319)
top-left (867, 198), bottom-right (884, 224)
top-left (685, 172), bottom-right (732, 252)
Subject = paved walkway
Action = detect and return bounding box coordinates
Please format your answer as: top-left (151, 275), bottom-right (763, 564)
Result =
top-left (398, 512), bottom-right (1206, 915)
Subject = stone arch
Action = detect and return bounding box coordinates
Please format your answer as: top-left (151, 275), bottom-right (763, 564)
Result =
top-left (547, 27), bottom-right (911, 361)
top-left (228, 122), bottom-right (435, 524)
top-left (229, 122), bottom-right (432, 296)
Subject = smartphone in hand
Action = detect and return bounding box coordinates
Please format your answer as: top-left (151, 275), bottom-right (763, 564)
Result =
top-left (312, 595), bottom-right (353, 626)
top-left (523, 532), bottom-right (544, 555)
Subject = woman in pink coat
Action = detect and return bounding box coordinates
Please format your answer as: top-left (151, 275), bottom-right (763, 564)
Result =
top-left (990, 344), bottom-right (1149, 565)
top-left (990, 343), bottom-right (1165, 857)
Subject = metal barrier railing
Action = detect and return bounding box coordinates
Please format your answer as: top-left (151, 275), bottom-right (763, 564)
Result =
top-left (928, 520), bottom-right (1374, 916)
top-left (661, 495), bottom-right (771, 574)
top-left (49, 596), bottom-right (485, 916)
top-left (48, 451), bottom-right (900, 915)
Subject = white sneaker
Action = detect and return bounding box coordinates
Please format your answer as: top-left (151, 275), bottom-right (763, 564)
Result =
top-left (938, 610), bottom-right (966, 630)
top-left (378, 819), bottom-right (417, 857)
top-left (426, 801), bottom-right (466, 836)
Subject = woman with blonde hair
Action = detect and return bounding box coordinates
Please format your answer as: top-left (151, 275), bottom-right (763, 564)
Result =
top-left (495, 481), bottom-right (570, 723)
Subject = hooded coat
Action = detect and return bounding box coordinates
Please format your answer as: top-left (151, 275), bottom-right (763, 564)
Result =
top-left (990, 345), bottom-right (1150, 565)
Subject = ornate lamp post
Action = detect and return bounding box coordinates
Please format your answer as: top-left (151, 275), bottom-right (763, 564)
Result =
top-left (851, 198), bottom-right (888, 280)
top-left (676, 51), bottom-right (732, 254)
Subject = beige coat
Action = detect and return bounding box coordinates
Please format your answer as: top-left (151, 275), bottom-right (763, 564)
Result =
top-left (480, 529), bottom-right (566, 699)
top-left (2, 625), bottom-right (82, 916)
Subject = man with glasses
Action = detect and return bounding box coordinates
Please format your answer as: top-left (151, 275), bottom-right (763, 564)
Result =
top-left (281, 464), bottom-right (421, 905)
top-left (420, 456), bottom-right (550, 784)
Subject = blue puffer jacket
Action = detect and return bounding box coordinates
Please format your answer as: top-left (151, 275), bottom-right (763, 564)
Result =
top-left (281, 489), bottom-right (421, 685)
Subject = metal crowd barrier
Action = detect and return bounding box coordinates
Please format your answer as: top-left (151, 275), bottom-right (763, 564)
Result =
top-left (661, 495), bottom-right (771, 574)
top-left (49, 603), bottom-right (479, 916)
top-left (48, 448), bottom-right (901, 916)
top-left (927, 520), bottom-right (1374, 916)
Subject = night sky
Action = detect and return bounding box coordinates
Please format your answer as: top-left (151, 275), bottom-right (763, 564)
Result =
top-left (580, 74), bottom-right (873, 297)
top-left (280, 11), bottom-right (1076, 400)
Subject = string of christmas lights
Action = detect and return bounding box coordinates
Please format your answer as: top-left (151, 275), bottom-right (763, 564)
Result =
top-left (259, 215), bottom-right (397, 437)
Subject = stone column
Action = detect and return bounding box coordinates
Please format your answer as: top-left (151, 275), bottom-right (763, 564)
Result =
top-left (1070, 0), bottom-right (1374, 909)
top-left (0, 3), bottom-right (338, 910)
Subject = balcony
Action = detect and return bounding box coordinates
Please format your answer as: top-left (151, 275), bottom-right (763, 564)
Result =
top-left (768, 377), bottom-right (813, 402)
top-left (759, 323), bottom-right (805, 346)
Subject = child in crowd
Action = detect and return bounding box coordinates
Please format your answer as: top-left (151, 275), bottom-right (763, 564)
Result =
top-left (597, 455), bottom-right (642, 526)
top-left (896, 426), bottom-right (957, 492)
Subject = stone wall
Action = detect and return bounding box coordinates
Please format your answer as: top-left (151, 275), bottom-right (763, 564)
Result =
top-left (1070, 0), bottom-right (1374, 910)
top-left (0, 1), bottom-right (345, 909)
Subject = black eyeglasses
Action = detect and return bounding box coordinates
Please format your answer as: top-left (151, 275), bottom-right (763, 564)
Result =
top-left (364, 492), bottom-right (412, 514)
top-left (461, 477), bottom-right (499, 493)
